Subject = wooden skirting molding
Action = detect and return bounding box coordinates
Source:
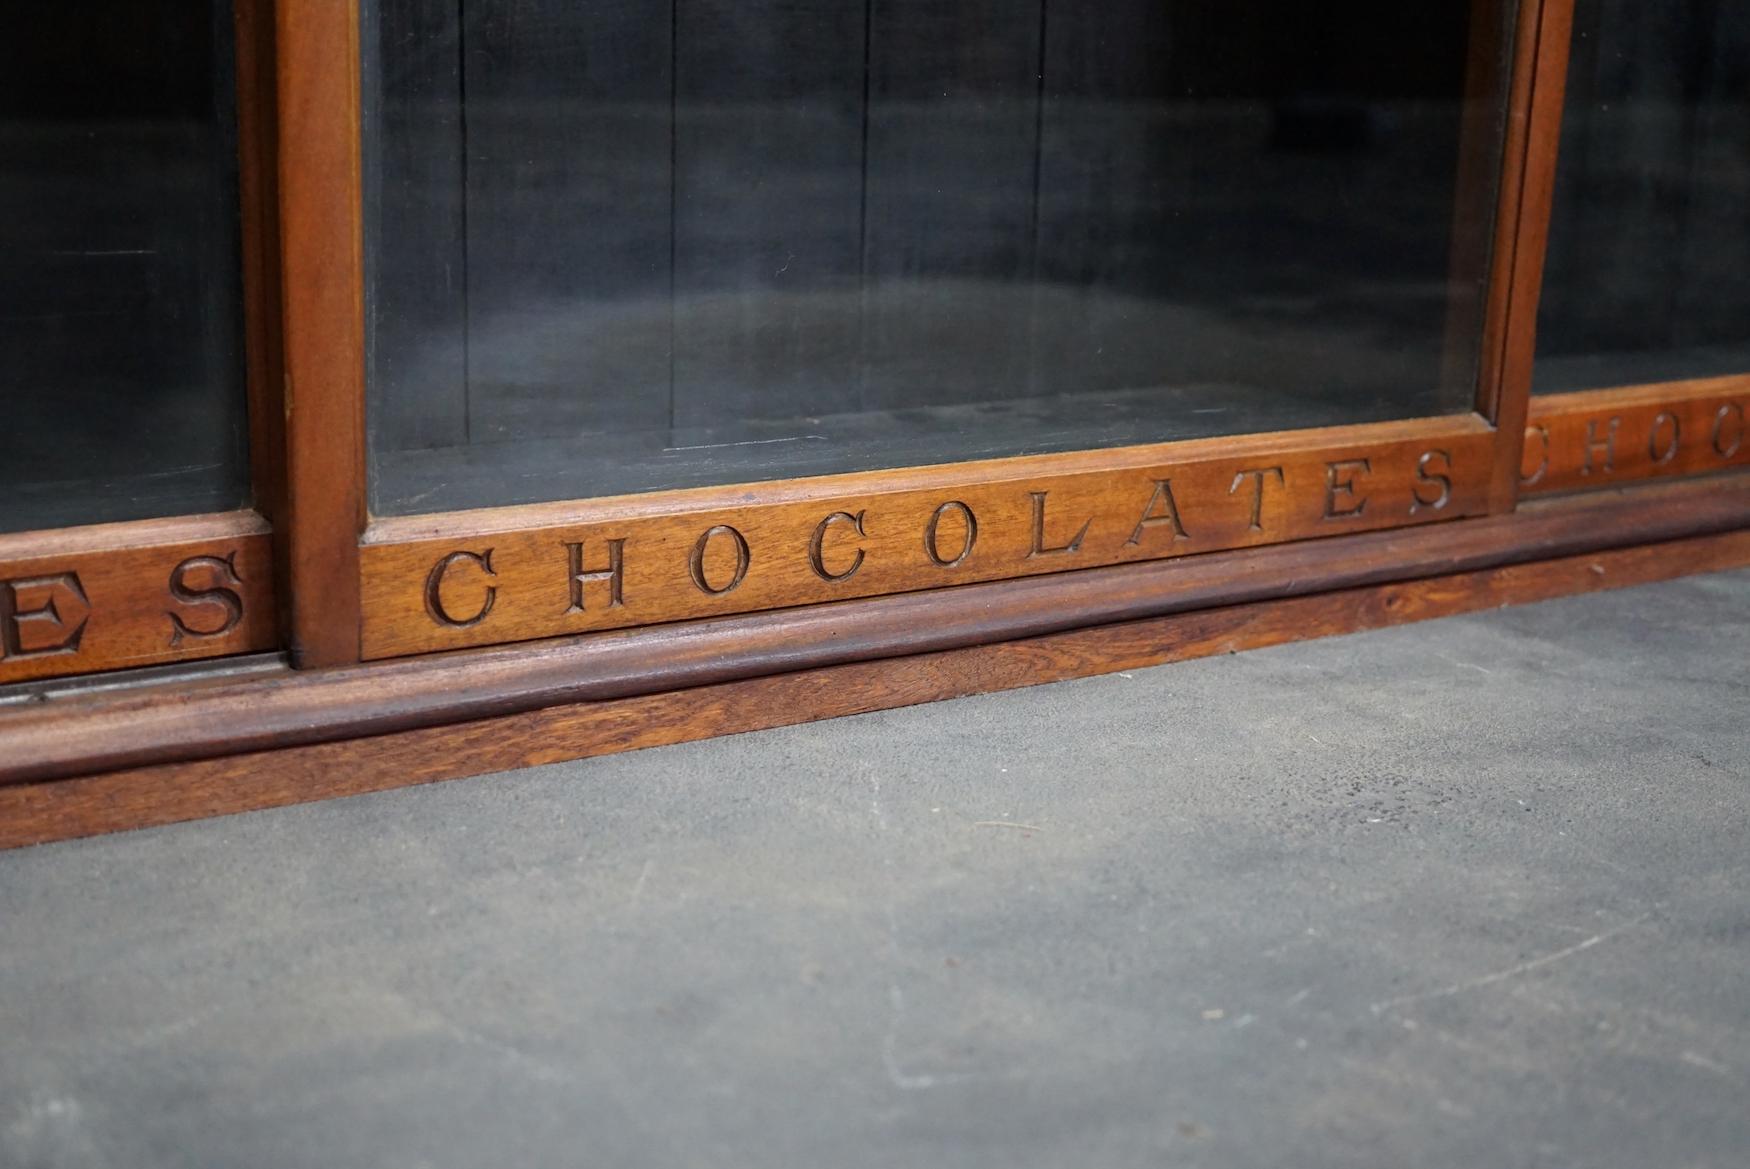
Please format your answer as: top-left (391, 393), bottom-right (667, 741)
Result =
top-left (1, 474), bottom-right (1747, 848)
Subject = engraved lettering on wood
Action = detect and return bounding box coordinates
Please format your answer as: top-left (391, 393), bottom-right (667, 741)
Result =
top-left (0, 573), bottom-right (90, 661)
top-left (1523, 390), bottom-right (1750, 496)
top-left (167, 554), bottom-right (246, 646)
top-left (690, 525), bottom-right (751, 596)
top-left (1229, 467), bottom-right (1284, 532)
top-left (1125, 479), bottom-right (1190, 546)
top-left (360, 424), bottom-right (1499, 658)
top-left (1323, 459), bottom-right (1371, 520)
top-left (1521, 424), bottom-right (1550, 487)
top-left (1714, 403), bottom-right (1746, 459)
top-left (924, 501), bottom-right (978, 568)
top-left (809, 511), bottom-right (868, 583)
top-left (566, 538), bottom-right (626, 612)
top-left (1581, 417), bottom-right (1620, 476)
top-left (1027, 491), bottom-right (1092, 559)
top-left (425, 550), bottom-right (498, 627)
top-left (1648, 412), bottom-right (1681, 466)
top-left (1410, 450), bottom-right (1453, 514)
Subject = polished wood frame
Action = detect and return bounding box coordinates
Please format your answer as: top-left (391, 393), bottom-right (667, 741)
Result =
top-left (8, 0), bottom-right (1750, 846)
top-left (1479, 0), bottom-right (1573, 509)
top-left (1523, 377), bottom-right (1750, 495)
top-left (0, 0), bottom-right (287, 686)
top-left (361, 417), bottom-right (1496, 658)
top-left (0, 513), bottom-right (275, 685)
top-left (281, 0), bottom-right (1564, 670)
top-left (276, 0), bottom-right (367, 668)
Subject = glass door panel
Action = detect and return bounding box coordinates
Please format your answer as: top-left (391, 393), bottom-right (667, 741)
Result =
top-left (1536, 0), bottom-right (1750, 394)
top-left (0, 1), bottom-right (250, 534)
top-left (364, 0), bottom-right (1513, 515)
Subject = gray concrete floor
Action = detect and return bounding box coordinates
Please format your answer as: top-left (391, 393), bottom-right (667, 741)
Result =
top-left (3, 569), bottom-right (1748, 1169)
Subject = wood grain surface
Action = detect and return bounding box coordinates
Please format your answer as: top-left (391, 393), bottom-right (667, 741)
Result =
top-left (361, 416), bottom-right (1496, 658)
top-left (0, 512), bottom-right (276, 684)
top-left (5, 473), bottom-right (1745, 789)
top-left (1524, 376), bottom-right (1750, 494)
top-left (5, 516), bottom-right (1746, 850)
top-left (275, 0), bottom-right (367, 666)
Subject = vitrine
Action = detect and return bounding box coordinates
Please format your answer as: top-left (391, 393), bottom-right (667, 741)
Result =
top-left (3, 0), bottom-right (1747, 846)
top-left (340, 0), bottom-right (1523, 666)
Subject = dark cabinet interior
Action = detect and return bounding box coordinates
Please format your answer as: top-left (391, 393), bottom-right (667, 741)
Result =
top-left (1536, 0), bottom-right (1750, 393)
top-left (364, 0), bottom-right (1506, 514)
top-left (0, 1), bottom-right (249, 535)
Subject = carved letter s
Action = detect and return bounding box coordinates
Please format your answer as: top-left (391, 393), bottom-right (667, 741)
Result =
top-left (1410, 450), bottom-right (1453, 514)
top-left (168, 554), bottom-right (246, 646)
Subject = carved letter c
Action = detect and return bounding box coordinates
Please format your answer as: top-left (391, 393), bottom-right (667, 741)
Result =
top-left (425, 550), bottom-right (498, 628)
top-left (809, 511), bottom-right (868, 583)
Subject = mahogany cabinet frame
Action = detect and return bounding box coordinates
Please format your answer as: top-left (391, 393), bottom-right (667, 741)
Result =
top-left (278, 0), bottom-right (1563, 670)
top-left (14, 0), bottom-right (1750, 850)
top-left (0, 0), bottom-right (285, 687)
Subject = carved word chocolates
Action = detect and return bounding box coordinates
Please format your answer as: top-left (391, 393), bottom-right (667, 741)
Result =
top-left (362, 426), bottom-right (1493, 658)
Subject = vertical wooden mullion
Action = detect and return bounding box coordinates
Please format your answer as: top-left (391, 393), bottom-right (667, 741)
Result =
top-left (276, 0), bottom-right (367, 666)
top-left (234, 0), bottom-right (286, 533)
top-left (1477, 0), bottom-right (1576, 512)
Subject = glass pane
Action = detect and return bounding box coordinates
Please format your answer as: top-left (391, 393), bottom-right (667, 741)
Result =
top-left (0, 2), bottom-right (250, 534)
top-left (366, 0), bottom-right (1509, 515)
top-left (1536, 0), bottom-right (1750, 393)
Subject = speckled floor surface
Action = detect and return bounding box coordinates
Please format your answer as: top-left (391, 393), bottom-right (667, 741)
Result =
top-left (3, 569), bottom-right (1747, 1169)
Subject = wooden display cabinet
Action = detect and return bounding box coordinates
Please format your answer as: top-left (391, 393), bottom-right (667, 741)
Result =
top-left (2, 0), bottom-right (1746, 847)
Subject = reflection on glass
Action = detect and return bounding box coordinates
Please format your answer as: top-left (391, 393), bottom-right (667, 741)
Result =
top-left (1536, 0), bottom-right (1750, 393)
top-left (365, 0), bottom-right (1508, 515)
top-left (0, 2), bottom-right (249, 535)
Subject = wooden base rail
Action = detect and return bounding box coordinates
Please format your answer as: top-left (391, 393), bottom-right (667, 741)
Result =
top-left (2, 475), bottom-right (1748, 793)
top-left (5, 521), bottom-right (1748, 851)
